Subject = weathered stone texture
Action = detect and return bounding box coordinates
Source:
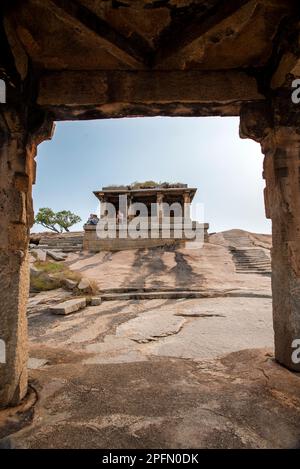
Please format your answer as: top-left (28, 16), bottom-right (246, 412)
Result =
top-left (0, 250), bottom-right (29, 406)
top-left (0, 109), bottom-right (53, 407)
top-left (0, 114), bottom-right (32, 407)
top-left (240, 97), bottom-right (300, 371)
top-left (263, 127), bottom-right (300, 370)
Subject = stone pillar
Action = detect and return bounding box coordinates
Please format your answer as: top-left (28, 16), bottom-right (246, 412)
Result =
top-left (98, 195), bottom-right (105, 218)
top-left (156, 192), bottom-right (164, 223)
top-left (127, 195), bottom-right (133, 221)
top-left (0, 107), bottom-right (53, 407)
top-left (240, 98), bottom-right (300, 371)
top-left (183, 192), bottom-right (191, 220)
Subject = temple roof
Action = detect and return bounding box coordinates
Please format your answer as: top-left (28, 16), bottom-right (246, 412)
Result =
top-left (94, 184), bottom-right (197, 201)
top-left (102, 182), bottom-right (188, 190)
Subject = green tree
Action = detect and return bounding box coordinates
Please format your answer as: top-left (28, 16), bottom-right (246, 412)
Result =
top-left (35, 208), bottom-right (60, 233)
top-left (55, 210), bottom-right (81, 232)
top-left (35, 208), bottom-right (81, 233)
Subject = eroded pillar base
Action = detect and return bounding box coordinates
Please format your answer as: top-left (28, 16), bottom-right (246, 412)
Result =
top-left (0, 251), bottom-right (29, 406)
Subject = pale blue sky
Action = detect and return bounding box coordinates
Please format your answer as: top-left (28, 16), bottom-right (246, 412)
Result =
top-left (32, 116), bottom-right (271, 234)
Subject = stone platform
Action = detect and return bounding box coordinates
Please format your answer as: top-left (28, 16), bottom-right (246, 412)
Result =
top-left (83, 222), bottom-right (209, 252)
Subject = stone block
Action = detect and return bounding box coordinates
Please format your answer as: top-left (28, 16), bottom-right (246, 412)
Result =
top-left (46, 250), bottom-right (66, 261)
top-left (28, 358), bottom-right (48, 369)
top-left (63, 278), bottom-right (78, 290)
top-left (50, 298), bottom-right (86, 315)
top-left (31, 248), bottom-right (47, 262)
top-left (29, 253), bottom-right (37, 264)
top-left (90, 297), bottom-right (102, 306)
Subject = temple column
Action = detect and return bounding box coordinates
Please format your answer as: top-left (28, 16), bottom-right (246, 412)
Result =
top-left (127, 195), bottom-right (132, 221)
top-left (98, 195), bottom-right (105, 218)
top-left (0, 106), bottom-right (53, 407)
top-left (156, 192), bottom-right (164, 222)
top-left (0, 15), bottom-right (55, 406)
top-left (183, 192), bottom-right (191, 220)
top-left (240, 97), bottom-right (300, 371)
top-left (264, 125), bottom-right (300, 370)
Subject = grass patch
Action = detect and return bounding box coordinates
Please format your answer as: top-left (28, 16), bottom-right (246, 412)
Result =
top-left (30, 273), bottom-right (61, 291)
top-left (31, 260), bottom-right (98, 294)
top-left (34, 261), bottom-right (65, 273)
top-left (64, 270), bottom-right (82, 283)
top-left (31, 261), bottom-right (83, 292)
top-left (84, 280), bottom-right (99, 295)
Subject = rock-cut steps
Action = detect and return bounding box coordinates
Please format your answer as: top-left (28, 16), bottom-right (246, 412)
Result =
top-left (37, 234), bottom-right (84, 253)
top-left (229, 247), bottom-right (271, 275)
top-left (221, 230), bottom-right (271, 275)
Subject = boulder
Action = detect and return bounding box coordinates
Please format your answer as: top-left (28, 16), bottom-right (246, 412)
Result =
top-left (30, 266), bottom-right (40, 277)
top-left (30, 271), bottom-right (60, 292)
top-left (78, 278), bottom-right (91, 291)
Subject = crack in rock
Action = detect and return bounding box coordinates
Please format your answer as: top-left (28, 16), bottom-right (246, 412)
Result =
top-left (115, 311), bottom-right (185, 344)
top-left (175, 313), bottom-right (226, 318)
top-left (131, 325), bottom-right (185, 343)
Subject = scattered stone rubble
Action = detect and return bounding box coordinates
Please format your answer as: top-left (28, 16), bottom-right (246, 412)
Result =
top-left (28, 235), bottom-right (101, 315)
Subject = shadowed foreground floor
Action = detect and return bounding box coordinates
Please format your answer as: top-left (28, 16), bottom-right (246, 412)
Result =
top-left (1, 349), bottom-right (300, 449)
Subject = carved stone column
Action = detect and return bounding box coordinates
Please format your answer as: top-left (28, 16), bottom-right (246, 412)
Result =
top-left (0, 107), bottom-right (53, 407)
top-left (156, 192), bottom-right (164, 223)
top-left (240, 97), bottom-right (300, 371)
top-left (127, 195), bottom-right (133, 221)
top-left (183, 192), bottom-right (191, 220)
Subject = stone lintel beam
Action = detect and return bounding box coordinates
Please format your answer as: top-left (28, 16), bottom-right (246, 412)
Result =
top-left (37, 70), bottom-right (264, 119)
top-left (50, 0), bottom-right (149, 69)
top-left (154, 0), bottom-right (252, 65)
top-left (3, 16), bottom-right (29, 81)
